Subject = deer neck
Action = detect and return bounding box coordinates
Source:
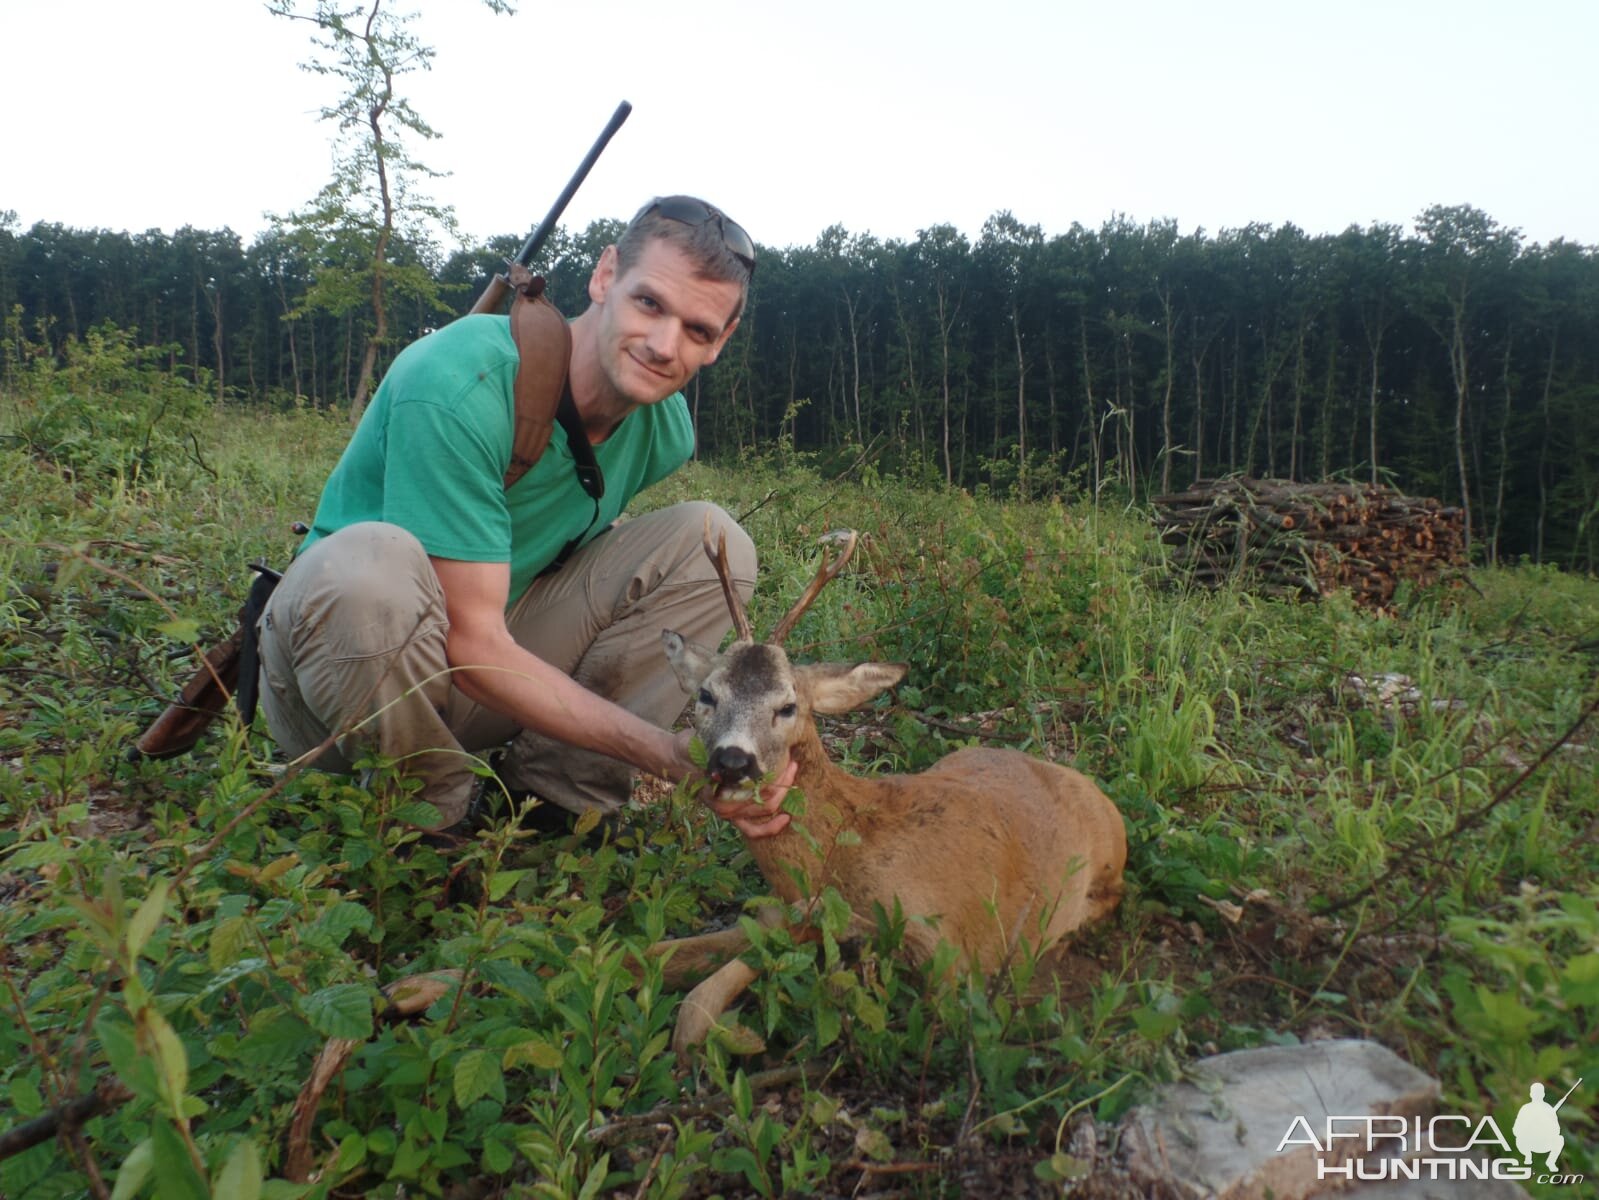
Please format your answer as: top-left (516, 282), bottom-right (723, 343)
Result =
top-left (743, 720), bottom-right (873, 900)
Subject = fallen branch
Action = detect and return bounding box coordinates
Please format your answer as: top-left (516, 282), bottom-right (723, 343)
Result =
top-left (584, 1063), bottom-right (826, 1146)
top-left (284, 970), bottom-right (465, 1182)
top-left (0, 1078), bottom-right (131, 1162)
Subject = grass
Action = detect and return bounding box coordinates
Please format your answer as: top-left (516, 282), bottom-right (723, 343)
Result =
top-left (1, 351), bottom-right (1596, 1198)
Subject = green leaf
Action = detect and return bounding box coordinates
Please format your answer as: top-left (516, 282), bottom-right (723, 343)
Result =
top-left (97, 1013), bottom-right (159, 1102)
top-left (158, 617), bottom-right (202, 643)
top-left (502, 1037), bottom-right (563, 1071)
top-left (300, 983), bottom-right (373, 1040)
top-left (8, 1075), bottom-right (43, 1118)
top-left (850, 993), bottom-right (887, 1034)
top-left (389, 801), bottom-right (442, 828)
top-left (1035, 1152), bottom-right (1092, 1182)
top-left (1474, 985), bottom-right (1538, 1037)
top-left (109, 1138), bottom-right (153, 1200)
top-left (150, 1117), bottom-right (208, 1200)
top-left (214, 1137), bottom-right (264, 1200)
top-left (137, 1007), bottom-right (188, 1117)
top-left (814, 1004), bottom-right (842, 1048)
top-left (1559, 952), bottom-right (1599, 1007)
top-left (482, 1136), bottom-right (514, 1175)
top-left (1132, 1004), bottom-right (1180, 1042)
top-left (854, 1125), bottom-right (894, 1162)
top-left (235, 1010), bottom-right (320, 1068)
top-left (709, 1020), bottom-right (767, 1057)
top-left (576, 1152), bottom-right (615, 1200)
top-left (487, 870), bottom-right (528, 902)
top-left (731, 1068), bottom-right (754, 1120)
top-left (208, 916), bottom-right (257, 971)
top-left (334, 1133), bottom-right (367, 1172)
top-left (312, 901), bottom-right (374, 948)
top-left (712, 1146), bottom-right (763, 1191)
top-left (453, 1049), bottom-right (504, 1110)
top-left (4, 840), bottom-right (67, 871)
top-left (125, 878), bottom-right (170, 961)
top-left (809, 1094), bottom-right (842, 1125)
top-left (819, 887), bottom-right (854, 937)
top-left (192, 957), bottom-right (269, 1004)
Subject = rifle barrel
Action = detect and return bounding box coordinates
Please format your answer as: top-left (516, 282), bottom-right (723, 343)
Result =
top-left (513, 100), bottom-right (633, 270)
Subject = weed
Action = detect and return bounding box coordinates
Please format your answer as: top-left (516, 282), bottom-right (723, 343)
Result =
top-left (1, 390), bottom-right (1596, 1194)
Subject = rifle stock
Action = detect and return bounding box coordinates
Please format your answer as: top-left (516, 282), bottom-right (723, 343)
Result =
top-left (469, 272), bottom-right (511, 316)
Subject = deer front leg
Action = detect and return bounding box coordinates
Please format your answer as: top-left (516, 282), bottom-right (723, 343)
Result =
top-left (646, 925), bottom-right (753, 988)
top-left (673, 956), bottom-right (762, 1060)
top-left (644, 903), bottom-right (785, 987)
top-left (668, 910), bottom-right (847, 1059)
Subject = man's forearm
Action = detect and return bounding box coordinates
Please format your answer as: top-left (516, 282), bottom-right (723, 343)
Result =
top-left (447, 630), bottom-right (683, 781)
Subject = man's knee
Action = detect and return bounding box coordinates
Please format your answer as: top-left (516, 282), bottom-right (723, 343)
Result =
top-left (308, 522), bottom-right (432, 598)
top-left (659, 500), bottom-right (756, 592)
top-left (271, 522), bottom-right (444, 659)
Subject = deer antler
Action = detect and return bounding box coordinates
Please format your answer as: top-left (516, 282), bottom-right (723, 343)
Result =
top-left (702, 513), bottom-right (754, 644)
top-left (769, 530), bottom-right (859, 646)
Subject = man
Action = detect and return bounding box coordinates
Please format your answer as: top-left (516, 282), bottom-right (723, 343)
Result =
top-left (255, 197), bottom-right (791, 841)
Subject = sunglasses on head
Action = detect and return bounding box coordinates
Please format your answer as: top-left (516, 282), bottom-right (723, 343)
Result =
top-left (634, 197), bottom-right (756, 278)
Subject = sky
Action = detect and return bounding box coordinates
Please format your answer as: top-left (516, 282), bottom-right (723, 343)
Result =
top-left (4, 0), bottom-right (1597, 254)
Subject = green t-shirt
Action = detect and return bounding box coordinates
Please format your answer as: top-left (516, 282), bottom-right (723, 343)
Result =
top-left (302, 314), bottom-right (695, 602)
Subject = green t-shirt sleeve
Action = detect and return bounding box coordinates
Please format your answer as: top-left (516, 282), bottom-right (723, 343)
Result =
top-left (382, 396), bottom-right (512, 562)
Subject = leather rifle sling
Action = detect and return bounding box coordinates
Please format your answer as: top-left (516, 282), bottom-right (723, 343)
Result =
top-left (503, 262), bottom-right (572, 489)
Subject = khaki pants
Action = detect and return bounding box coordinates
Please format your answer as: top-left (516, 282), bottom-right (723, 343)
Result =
top-left (256, 501), bottom-right (755, 827)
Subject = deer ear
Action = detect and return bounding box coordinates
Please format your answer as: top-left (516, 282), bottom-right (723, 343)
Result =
top-left (662, 630), bottom-right (720, 693)
top-left (800, 662), bottom-right (909, 714)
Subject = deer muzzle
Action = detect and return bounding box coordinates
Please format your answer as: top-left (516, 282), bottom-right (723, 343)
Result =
top-left (707, 745), bottom-right (758, 786)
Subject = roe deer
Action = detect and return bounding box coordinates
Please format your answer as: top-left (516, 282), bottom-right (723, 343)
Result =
top-left (648, 520), bottom-right (1127, 1056)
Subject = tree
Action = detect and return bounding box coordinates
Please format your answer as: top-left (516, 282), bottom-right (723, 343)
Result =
top-left (269, 0), bottom-right (511, 421)
top-left (1414, 204), bottom-right (1520, 558)
top-left (1332, 224), bottom-right (1409, 484)
top-left (913, 225), bottom-right (969, 485)
top-left (976, 213), bottom-right (1044, 490)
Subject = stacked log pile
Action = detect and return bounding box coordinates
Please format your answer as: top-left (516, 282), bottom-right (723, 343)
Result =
top-left (1153, 477), bottom-right (1466, 612)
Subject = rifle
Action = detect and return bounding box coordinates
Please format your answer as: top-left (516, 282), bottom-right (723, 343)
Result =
top-left (129, 101), bottom-right (634, 762)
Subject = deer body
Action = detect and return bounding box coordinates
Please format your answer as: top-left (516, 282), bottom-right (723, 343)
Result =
top-left (744, 724), bottom-right (1125, 968)
top-left (652, 549), bottom-right (1127, 1056)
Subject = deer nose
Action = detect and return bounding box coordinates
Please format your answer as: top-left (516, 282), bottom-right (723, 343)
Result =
top-left (708, 746), bottom-right (756, 783)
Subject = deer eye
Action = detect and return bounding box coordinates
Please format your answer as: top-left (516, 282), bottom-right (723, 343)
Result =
top-left (776, 702), bottom-right (798, 719)
top-left (697, 688), bottom-right (716, 708)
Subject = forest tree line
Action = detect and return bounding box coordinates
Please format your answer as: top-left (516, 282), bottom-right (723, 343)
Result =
top-left (2, 203), bottom-right (1596, 569)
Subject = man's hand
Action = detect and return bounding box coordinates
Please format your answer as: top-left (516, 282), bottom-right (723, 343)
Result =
top-left (703, 752), bottom-right (796, 840)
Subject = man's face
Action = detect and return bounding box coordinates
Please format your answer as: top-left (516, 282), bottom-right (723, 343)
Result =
top-left (587, 238), bottom-right (743, 407)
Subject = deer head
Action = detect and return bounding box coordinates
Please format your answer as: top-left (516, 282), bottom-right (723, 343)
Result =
top-left (662, 519), bottom-right (906, 802)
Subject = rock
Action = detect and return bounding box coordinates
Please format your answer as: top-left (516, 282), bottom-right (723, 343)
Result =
top-left (1120, 1039), bottom-right (1531, 1199)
